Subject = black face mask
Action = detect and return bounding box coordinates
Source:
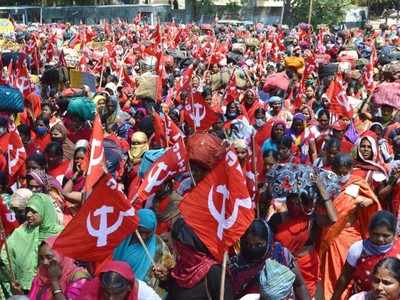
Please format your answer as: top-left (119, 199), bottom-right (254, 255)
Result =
top-left (240, 240), bottom-right (267, 262)
top-left (226, 112), bottom-right (238, 120)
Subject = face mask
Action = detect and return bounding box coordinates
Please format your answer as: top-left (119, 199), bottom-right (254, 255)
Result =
top-left (227, 112), bottom-right (238, 120)
top-left (338, 174), bottom-right (351, 184)
top-left (364, 239), bottom-right (393, 256)
top-left (255, 118), bottom-right (265, 127)
top-left (52, 137), bottom-right (64, 144)
top-left (36, 127), bottom-right (48, 136)
top-left (0, 127), bottom-right (6, 136)
top-left (240, 240), bottom-right (267, 262)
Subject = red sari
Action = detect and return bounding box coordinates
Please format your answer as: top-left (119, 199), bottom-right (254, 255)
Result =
top-left (319, 175), bottom-right (381, 300)
top-left (275, 216), bottom-right (320, 296)
top-left (352, 239), bottom-right (400, 293)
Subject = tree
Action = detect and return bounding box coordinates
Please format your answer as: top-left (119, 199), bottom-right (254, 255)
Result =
top-left (284, 0), bottom-right (350, 26)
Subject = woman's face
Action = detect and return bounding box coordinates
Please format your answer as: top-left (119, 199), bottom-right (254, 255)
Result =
top-left (305, 87), bottom-right (314, 99)
top-left (263, 155), bottom-right (276, 173)
top-left (278, 144), bottom-right (290, 161)
top-left (272, 124), bottom-right (285, 140)
top-left (241, 232), bottom-right (267, 262)
top-left (371, 267), bottom-right (400, 300)
top-left (270, 102), bottom-right (281, 113)
top-left (97, 99), bottom-right (106, 113)
top-left (106, 100), bottom-right (116, 114)
top-left (235, 147), bottom-right (248, 163)
top-left (292, 119), bottom-right (304, 134)
top-left (41, 105), bottom-right (52, 119)
top-left (101, 273), bottom-right (131, 300)
top-left (360, 138), bottom-right (373, 160)
top-left (369, 225), bottom-right (395, 246)
top-left (318, 114), bottom-right (329, 130)
top-left (28, 178), bottom-right (44, 193)
top-left (74, 150), bottom-right (86, 170)
top-left (302, 108), bottom-right (311, 122)
top-left (26, 160), bottom-right (44, 173)
top-left (51, 128), bottom-right (64, 142)
top-left (26, 207), bottom-right (42, 227)
top-left (326, 146), bottom-right (339, 164)
top-left (38, 243), bottom-right (57, 268)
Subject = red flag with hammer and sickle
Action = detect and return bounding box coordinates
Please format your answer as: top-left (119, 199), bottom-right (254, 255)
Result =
top-left (184, 92), bottom-right (219, 132)
top-left (179, 150), bottom-right (255, 261)
top-left (0, 197), bottom-right (18, 248)
top-left (135, 138), bottom-right (188, 206)
top-left (53, 174), bottom-right (138, 262)
top-left (84, 115), bottom-right (105, 191)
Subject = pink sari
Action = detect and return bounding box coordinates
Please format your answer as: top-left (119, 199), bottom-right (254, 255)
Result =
top-left (29, 236), bottom-right (88, 300)
top-left (79, 260), bottom-right (139, 300)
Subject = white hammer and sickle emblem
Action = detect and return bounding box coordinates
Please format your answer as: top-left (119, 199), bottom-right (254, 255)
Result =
top-left (208, 185), bottom-right (252, 240)
top-left (144, 162), bottom-right (174, 193)
top-left (189, 103), bottom-right (206, 128)
top-left (88, 139), bottom-right (104, 175)
top-left (86, 205), bottom-right (135, 247)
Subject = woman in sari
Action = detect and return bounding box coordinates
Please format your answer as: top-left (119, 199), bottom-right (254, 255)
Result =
top-left (79, 260), bottom-right (161, 300)
top-left (332, 210), bottom-right (399, 300)
top-left (349, 257), bottom-right (400, 300)
top-left (62, 142), bottom-right (87, 215)
top-left (310, 109), bottom-right (331, 155)
top-left (160, 218), bottom-right (234, 300)
top-left (352, 133), bottom-right (392, 204)
top-left (261, 119), bottom-right (286, 155)
top-left (319, 153), bottom-right (381, 300)
top-left (288, 113), bottom-right (317, 163)
top-left (229, 219), bottom-right (310, 300)
top-left (28, 236), bottom-right (90, 300)
top-left (1, 193), bottom-right (63, 291)
top-left (113, 209), bottom-right (174, 297)
top-left (50, 123), bottom-right (75, 161)
top-left (26, 170), bottom-right (64, 225)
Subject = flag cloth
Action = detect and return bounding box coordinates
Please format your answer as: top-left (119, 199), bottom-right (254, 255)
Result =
top-left (53, 174), bottom-right (138, 262)
top-left (84, 115), bottom-right (105, 191)
top-left (0, 197), bottom-right (18, 248)
top-left (179, 150), bottom-right (254, 261)
top-left (136, 138), bottom-right (188, 206)
top-left (184, 92), bottom-right (219, 131)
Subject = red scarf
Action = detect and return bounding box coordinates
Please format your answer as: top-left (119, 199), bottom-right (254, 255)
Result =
top-left (170, 241), bottom-right (218, 288)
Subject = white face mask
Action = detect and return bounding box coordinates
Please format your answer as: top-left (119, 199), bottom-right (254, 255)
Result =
top-left (0, 127), bottom-right (7, 136)
top-left (255, 118), bottom-right (265, 127)
top-left (338, 174), bottom-right (351, 184)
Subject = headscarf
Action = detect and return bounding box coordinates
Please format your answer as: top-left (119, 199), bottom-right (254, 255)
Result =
top-left (113, 209), bottom-right (157, 280)
top-left (10, 188), bottom-right (32, 209)
top-left (170, 218), bottom-right (218, 288)
top-left (28, 236), bottom-right (86, 300)
top-left (51, 123), bottom-right (75, 161)
top-left (79, 260), bottom-right (138, 300)
top-left (105, 96), bottom-right (122, 127)
top-left (27, 170), bottom-right (63, 195)
top-left (4, 193), bottom-right (63, 290)
top-left (129, 131), bottom-right (149, 164)
top-left (259, 259), bottom-right (295, 300)
top-left (354, 135), bottom-right (388, 182)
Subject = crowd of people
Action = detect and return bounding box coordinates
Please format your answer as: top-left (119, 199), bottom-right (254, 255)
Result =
top-left (0, 17), bottom-right (400, 300)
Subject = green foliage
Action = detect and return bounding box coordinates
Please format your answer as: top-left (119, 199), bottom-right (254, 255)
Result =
top-left (290, 0), bottom-right (350, 26)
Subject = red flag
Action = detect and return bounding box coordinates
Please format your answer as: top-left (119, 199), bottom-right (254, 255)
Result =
top-left (0, 197), bottom-right (18, 248)
top-left (184, 92), bottom-right (219, 131)
top-left (326, 75), bottom-right (353, 118)
top-left (84, 115), bottom-right (105, 191)
top-left (179, 150), bottom-right (254, 261)
top-left (224, 69), bottom-right (239, 104)
top-left (58, 50), bottom-right (67, 67)
top-left (136, 138), bottom-right (188, 206)
top-left (7, 129), bottom-right (26, 180)
top-left (13, 56), bottom-right (33, 97)
top-left (363, 45), bottom-right (377, 93)
top-left (53, 174), bottom-right (138, 262)
top-left (46, 42), bottom-right (55, 63)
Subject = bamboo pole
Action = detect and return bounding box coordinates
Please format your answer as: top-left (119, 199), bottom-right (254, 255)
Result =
top-left (135, 230), bottom-right (156, 267)
top-left (219, 251), bottom-right (228, 300)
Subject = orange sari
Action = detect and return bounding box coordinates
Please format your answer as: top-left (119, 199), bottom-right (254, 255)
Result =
top-left (319, 175), bottom-right (381, 300)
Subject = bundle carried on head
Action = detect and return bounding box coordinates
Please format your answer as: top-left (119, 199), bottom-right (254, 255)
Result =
top-left (187, 133), bottom-right (226, 170)
top-left (67, 96), bottom-right (96, 121)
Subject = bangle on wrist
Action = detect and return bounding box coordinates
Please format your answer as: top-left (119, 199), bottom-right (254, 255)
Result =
top-left (52, 289), bottom-right (63, 296)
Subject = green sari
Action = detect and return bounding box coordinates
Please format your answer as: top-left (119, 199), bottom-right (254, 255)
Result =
top-left (1, 193), bottom-right (63, 290)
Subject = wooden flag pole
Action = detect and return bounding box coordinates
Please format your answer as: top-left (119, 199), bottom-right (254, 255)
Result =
top-left (135, 230), bottom-right (156, 267)
top-left (219, 251), bottom-right (228, 300)
top-left (0, 216), bottom-right (16, 283)
top-left (308, 0), bottom-right (314, 25)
